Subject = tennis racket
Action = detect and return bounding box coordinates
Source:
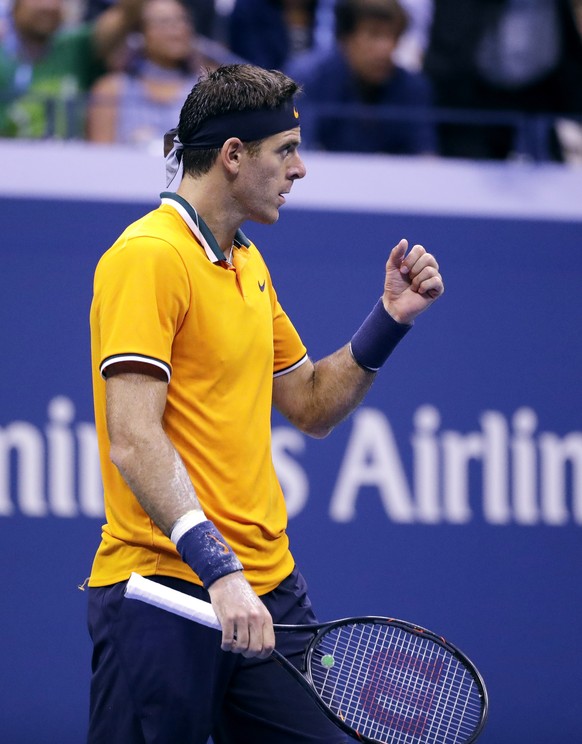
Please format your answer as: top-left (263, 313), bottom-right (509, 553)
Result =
top-left (125, 572), bottom-right (488, 744)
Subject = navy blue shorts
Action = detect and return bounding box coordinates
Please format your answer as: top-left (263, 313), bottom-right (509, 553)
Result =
top-left (87, 567), bottom-right (348, 743)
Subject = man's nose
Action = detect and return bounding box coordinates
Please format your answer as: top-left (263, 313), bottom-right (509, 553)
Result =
top-left (291, 154), bottom-right (307, 180)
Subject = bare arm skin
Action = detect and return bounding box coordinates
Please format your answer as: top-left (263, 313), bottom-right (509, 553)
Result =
top-left (86, 75), bottom-right (120, 144)
top-left (273, 239), bottom-right (444, 436)
top-left (273, 345), bottom-right (375, 438)
top-left (92, 0), bottom-right (143, 63)
top-left (106, 365), bottom-right (274, 658)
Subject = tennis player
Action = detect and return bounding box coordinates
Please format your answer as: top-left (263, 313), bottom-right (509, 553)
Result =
top-left (86, 63), bottom-right (444, 743)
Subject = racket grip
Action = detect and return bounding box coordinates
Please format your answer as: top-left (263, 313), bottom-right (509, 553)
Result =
top-left (125, 572), bottom-right (222, 631)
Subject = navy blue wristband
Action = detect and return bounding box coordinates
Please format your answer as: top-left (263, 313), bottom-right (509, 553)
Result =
top-left (176, 520), bottom-right (243, 589)
top-left (350, 299), bottom-right (412, 372)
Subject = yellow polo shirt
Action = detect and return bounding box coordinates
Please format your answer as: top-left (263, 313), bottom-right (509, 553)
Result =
top-left (88, 192), bottom-right (308, 594)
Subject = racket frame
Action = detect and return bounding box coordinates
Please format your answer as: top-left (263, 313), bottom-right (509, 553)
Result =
top-left (274, 615), bottom-right (489, 744)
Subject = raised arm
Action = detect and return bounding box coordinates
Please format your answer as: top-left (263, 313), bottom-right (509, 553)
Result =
top-left (106, 365), bottom-right (274, 658)
top-left (273, 239), bottom-right (444, 437)
top-left (92, 0), bottom-right (144, 63)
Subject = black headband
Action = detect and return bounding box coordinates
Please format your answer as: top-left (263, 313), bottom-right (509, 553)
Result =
top-left (165, 99), bottom-right (301, 185)
top-left (181, 98), bottom-right (300, 150)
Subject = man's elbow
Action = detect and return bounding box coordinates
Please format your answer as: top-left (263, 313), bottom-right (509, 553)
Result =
top-left (109, 438), bottom-right (135, 472)
top-left (295, 418), bottom-right (335, 439)
top-left (307, 427), bottom-right (334, 440)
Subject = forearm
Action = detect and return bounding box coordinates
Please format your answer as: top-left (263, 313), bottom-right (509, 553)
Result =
top-left (111, 425), bottom-right (244, 588)
top-left (110, 426), bottom-right (202, 536)
top-left (274, 298), bottom-right (412, 438)
top-left (92, 0), bottom-right (142, 61)
top-left (284, 345), bottom-right (376, 438)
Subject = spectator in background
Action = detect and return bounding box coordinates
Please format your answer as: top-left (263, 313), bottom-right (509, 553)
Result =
top-left (227, 0), bottom-right (318, 70)
top-left (86, 0), bottom-right (206, 147)
top-left (423, 0), bottom-right (582, 161)
top-left (392, 0), bottom-right (433, 71)
top-left (0, 0), bottom-right (144, 138)
top-left (85, 0), bottom-right (219, 41)
top-left (310, 0), bottom-right (434, 72)
top-left (286, 0), bottom-right (436, 155)
top-left (555, 0), bottom-right (582, 164)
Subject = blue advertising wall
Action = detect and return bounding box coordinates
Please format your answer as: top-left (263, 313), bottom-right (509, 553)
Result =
top-left (1, 142), bottom-right (581, 743)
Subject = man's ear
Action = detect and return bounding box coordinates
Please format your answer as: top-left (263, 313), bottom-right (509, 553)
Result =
top-left (221, 137), bottom-right (245, 174)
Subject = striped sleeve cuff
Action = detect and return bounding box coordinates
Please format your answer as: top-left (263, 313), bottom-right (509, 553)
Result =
top-left (100, 354), bottom-right (171, 382)
top-left (273, 353), bottom-right (308, 378)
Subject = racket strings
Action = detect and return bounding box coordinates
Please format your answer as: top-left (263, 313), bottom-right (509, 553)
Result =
top-left (308, 623), bottom-right (483, 744)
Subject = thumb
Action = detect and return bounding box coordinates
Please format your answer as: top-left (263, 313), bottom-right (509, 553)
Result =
top-left (387, 238), bottom-right (408, 270)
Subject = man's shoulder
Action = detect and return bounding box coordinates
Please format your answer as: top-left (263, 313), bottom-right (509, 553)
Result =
top-left (286, 46), bottom-right (345, 89)
top-left (99, 207), bottom-right (182, 261)
top-left (53, 22), bottom-right (94, 49)
top-left (120, 205), bottom-right (185, 244)
top-left (34, 22), bottom-right (99, 85)
top-left (384, 65), bottom-right (434, 102)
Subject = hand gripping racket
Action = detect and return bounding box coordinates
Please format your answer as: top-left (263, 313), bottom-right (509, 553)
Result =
top-left (125, 573), bottom-right (488, 744)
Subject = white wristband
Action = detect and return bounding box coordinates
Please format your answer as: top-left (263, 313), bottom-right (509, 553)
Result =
top-left (170, 509), bottom-right (207, 545)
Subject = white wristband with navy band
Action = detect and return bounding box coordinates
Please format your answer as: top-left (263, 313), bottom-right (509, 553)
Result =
top-left (171, 510), bottom-right (243, 589)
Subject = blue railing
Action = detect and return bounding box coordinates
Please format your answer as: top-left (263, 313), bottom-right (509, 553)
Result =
top-left (1, 92), bottom-right (580, 163)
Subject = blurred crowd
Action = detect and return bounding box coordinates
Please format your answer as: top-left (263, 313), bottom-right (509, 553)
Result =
top-left (1, 0), bottom-right (582, 162)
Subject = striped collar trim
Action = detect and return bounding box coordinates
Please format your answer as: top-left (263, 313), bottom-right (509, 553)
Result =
top-left (160, 191), bottom-right (250, 263)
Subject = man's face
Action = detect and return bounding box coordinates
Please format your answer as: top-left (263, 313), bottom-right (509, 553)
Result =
top-left (236, 127), bottom-right (307, 225)
top-left (342, 18), bottom-right (400, 86)
top-left (13, 0), bottom-right (64, 42)
top-left (142, 0), bottom-right (195, 66)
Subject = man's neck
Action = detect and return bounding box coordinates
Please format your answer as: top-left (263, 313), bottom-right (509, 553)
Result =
top-left (176, 177), bottom-right (244, 254)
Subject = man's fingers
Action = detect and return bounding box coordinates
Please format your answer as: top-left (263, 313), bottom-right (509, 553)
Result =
top-left (221, 611), bottom-right (275, 658)
top-left (410, 265), bottom-right (443, 293)
top-left (416, 273), bottom-right (445, 298)
top-left (399, 244), bottom-right (433, 274)
top-left (257, 617), bottom-right (275, 659)
top-left (238, 617), bottom-right (270, 659)
top-left (223, 623), bottom-right (273, 659)
top-left (220, 618), bottom-right (238, 652)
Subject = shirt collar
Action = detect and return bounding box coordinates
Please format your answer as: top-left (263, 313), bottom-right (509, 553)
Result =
top-left (160, 191), bottom-right (250, 263)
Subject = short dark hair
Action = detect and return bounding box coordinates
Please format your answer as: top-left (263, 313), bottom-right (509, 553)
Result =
top-left (179, 64), bottom-right (301, 177)
top-left (334, 0), bottom-right (408, 40)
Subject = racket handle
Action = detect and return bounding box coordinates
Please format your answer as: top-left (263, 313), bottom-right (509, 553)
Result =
top-left (125, 572), bottom-right (222, 631)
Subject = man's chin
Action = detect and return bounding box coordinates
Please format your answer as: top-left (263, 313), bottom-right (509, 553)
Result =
top-left (251, 210), bottom-right (280, 226)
